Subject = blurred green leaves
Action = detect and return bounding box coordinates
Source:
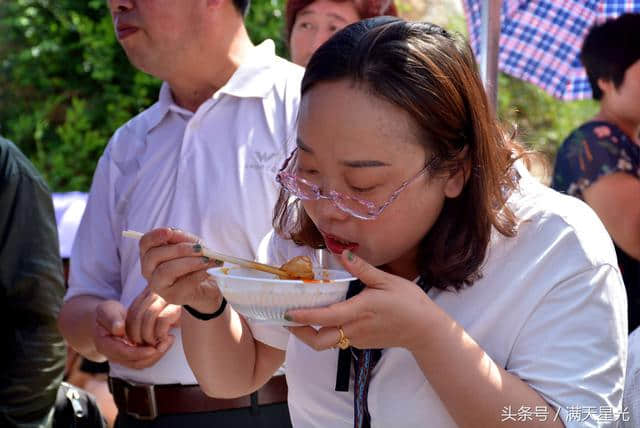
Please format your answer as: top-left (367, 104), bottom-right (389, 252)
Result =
top-left (0, 0), bottom-right (286, 191)
top-left (498, 73), bottom-right (598, 160)
top-left (0, 0), bottom-right (159, 190)
top-left (246, 0), bottom-right (287, 57)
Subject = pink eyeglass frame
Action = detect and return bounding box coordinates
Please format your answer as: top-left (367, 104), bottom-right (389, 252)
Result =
top-left (276, 153), bottom-right (439, 220)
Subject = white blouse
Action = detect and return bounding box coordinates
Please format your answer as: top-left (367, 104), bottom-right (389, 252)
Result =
top-left (251, 167), bottom-right (628, 427)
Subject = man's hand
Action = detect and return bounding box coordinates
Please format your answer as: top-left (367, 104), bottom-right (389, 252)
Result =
top-left (125, 286), bottom-right (182, 346)
top-left (94, 299), bottom-right (174, 369)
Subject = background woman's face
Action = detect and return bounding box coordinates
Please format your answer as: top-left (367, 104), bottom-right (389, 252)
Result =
top-left (289, 0), bottom-right (360, 67)
top-left (605, 59), bottom-right (640, 126)
top-left (296, 80), bottom-right (464, 278)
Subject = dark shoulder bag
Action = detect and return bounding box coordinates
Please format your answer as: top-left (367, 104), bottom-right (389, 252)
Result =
top-left (53, 382), bottom-right (107, 428)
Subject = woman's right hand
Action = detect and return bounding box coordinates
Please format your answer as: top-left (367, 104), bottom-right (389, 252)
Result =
top-left (139, 228), bottom-right (224, 314)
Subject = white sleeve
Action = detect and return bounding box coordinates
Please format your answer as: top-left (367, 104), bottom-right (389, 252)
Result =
top-left (248, 230), bottom-right (293, 350)
top-left (623, 328), bottom-right (640, 427)
top-left (66, 150), bottom-right (122, 302)
top-left (506, 263), bottom-right (627, 428)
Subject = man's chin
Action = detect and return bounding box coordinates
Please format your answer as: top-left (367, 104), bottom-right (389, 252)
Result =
top-left (123, 52), bottom-right (157, 77)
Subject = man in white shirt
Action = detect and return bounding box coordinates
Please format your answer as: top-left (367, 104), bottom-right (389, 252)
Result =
top-left (57, 0), bottom-right (302, 426)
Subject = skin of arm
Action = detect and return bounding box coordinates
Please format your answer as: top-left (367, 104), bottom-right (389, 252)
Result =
top-left (181, 302), bottom-right (285, 398)
top-left (583, 172), bottom-right (640, 260)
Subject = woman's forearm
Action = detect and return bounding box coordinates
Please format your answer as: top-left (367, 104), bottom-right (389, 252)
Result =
top-left (181, 305), bottom-right (285, 398)
top-left (408, 302), bottom-right (564, 428)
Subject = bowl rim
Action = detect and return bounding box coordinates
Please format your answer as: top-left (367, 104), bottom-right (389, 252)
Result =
top-left (208, 266), bottom-right (356, 284)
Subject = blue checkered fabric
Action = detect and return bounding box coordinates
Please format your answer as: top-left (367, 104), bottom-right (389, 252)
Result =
top-left (462, 0), bottom-right (640, 100)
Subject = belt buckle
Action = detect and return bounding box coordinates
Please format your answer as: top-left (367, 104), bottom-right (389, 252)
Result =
top-left (114, 378), bottom-right (158, 420)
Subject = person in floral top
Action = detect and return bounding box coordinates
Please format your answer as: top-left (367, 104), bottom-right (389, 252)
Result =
top-left (553, 13), bottom-right (640, 331)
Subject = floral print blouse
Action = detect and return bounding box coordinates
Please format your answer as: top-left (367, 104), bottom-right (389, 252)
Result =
top-left (552, 121), bottom-right (640, 197)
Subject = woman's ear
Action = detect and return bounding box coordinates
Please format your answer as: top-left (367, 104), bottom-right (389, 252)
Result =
top-left (444, 146), bottom-right (470, 199)
top-left (597, 77), bottom-right (614, 97)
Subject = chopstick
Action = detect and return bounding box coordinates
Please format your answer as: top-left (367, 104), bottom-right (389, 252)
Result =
top-left (121, 230), bottom-right (289, 277)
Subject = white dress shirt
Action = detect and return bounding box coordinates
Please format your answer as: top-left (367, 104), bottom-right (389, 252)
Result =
top-left (66, 40), bottom-right (304, 385)
top-left (252, 165), bottom-right (628, 428)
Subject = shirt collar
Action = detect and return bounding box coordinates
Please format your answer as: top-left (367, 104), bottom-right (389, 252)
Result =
top-left (142, 82), bottom-right (191, 133)
top-left (217, 39), bottom-right (283, 99)
top-left (159, 82), bottom-right (193, 117)
top-left (146, 40), bottom-right (282, 131)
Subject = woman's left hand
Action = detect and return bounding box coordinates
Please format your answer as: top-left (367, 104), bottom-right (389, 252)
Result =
top-left (285, 251), bottom-right (435, 352)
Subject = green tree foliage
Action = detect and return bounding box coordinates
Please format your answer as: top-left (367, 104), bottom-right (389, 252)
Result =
top-left (498, 74), bottom-right (598, 159)
top-left (0, 0), bottom-right (285, 191)
top-left (0, 0), bottom-right (158, 190)
top-left (247, 0), bottom-right (287, 57)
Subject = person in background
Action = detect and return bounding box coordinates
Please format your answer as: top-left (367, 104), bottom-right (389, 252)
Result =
top-left (552, 13), bottom-right (640, 332)
top-left (285, 0), bottom-right (397, 66)
top-left (57, 0), bottom-right (302, 426)
top-left (0, 136), bottom-right (66, 427)
top-left (140, 18), bottom-right (627, 428)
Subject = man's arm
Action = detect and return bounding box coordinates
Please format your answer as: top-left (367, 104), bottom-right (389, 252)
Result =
top-left (58, 149), bottom-right (173, 369)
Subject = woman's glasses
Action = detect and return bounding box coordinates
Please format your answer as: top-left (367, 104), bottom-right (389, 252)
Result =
top-left (276, 152), bottom-right (439, 220)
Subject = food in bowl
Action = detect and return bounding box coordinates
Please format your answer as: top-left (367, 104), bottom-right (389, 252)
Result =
top-left (279, 256), bottom-right (314, 280)
top-left (209, 266), bottom-right (356, 325)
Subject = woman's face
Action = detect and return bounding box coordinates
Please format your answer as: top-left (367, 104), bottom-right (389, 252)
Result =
top-left (601, 59), bottom-right (640, 127)
top-left (296, 80), bottom-right (466, 278)
top-left (289, 0), bottom-right (360, 67)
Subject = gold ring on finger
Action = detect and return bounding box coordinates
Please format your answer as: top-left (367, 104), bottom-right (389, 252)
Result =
top-left (335, 327), bottom-right (350, 350)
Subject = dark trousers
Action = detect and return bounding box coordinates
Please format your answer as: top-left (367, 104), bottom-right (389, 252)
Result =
top-left (114, 402), bottom-right (292, 428)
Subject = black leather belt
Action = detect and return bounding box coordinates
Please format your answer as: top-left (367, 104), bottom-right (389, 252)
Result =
top-left (108, 375), bottom-right (287, 420)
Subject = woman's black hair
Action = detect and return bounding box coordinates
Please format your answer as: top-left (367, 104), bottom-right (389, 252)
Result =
top-left (581, 13), bottom-right (640, 100)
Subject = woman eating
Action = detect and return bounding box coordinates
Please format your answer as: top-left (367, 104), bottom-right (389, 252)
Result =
top-left (139, 18), bottom-right (627, 427)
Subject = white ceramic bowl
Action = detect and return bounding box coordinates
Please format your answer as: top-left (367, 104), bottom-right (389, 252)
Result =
top-left (209, 266), bottom-right (356, 326)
